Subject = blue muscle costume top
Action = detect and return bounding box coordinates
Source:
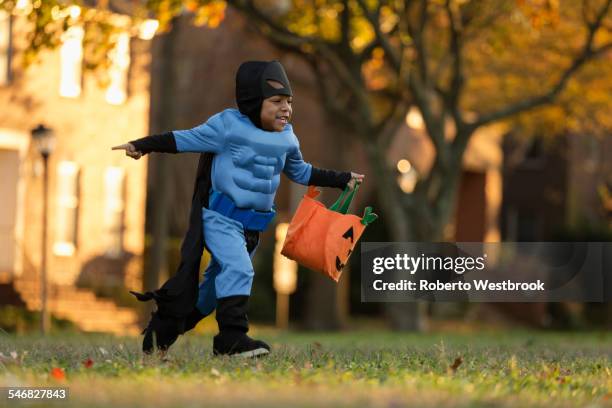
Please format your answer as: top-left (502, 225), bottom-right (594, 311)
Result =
top-left (173, 108), bottom-right (312, 212)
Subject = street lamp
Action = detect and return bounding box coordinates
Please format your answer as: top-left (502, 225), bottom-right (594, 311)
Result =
top-left (273, 222), bottom-right (297, 329)
top-left (397, 159), bottom-right (418, 194)
top-left (31, 124), bottom-right (55, 335)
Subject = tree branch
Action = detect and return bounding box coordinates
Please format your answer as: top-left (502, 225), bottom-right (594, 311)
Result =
top-left (227, 0), bottom-right (311, 50)
top-left (305, 56), bottom-right (364, 133)
top-left (442, 0), bottom-right (465, 127)
top-left (340, 0), bottom-right (350, 50)
top-left (473, 0), bottom-right (612, 128)
top-left (355, 0), bottom-right (402, 73)
top-left (317, 44), bottom-right (374, 126)
top-left (228, 0), bottom-right (373, 126)
top-left (376, 99), bottom-right (409, 150)
top-left (413, 0), bottom-right (430, 84)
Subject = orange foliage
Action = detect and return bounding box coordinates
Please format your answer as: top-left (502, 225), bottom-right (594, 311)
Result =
top-left (50, 367), bottom-right (66, 380)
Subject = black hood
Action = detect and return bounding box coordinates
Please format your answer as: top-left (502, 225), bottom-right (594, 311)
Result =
top-left (235, 60), bottom-right (292, 129)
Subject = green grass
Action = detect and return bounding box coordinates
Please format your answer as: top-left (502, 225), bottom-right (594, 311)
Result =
top-left (0, 329), bottom-right (610, 407)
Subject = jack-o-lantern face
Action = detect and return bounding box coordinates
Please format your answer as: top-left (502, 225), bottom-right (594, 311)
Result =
top-left (326, 217), bottom-right (366, 281)
top-left (335, 226), bottom-right (355, 271)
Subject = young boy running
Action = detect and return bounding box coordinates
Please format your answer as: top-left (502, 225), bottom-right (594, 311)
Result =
top-left (113, 60), bottom-right (363, 357)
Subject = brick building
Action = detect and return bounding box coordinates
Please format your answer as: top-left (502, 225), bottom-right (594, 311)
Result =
top-left (0, 6), bottom-right (153, 334)
top-left (502, 133), bottom-right (612, 241)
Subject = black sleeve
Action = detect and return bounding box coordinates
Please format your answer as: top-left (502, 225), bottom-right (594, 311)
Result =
top-left (130, 131), bottom-right (177, 154)
top-left (308, 166), bottom-right (352, 189)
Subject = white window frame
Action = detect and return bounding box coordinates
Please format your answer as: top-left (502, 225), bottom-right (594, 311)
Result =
top-left (59, 25), bottom-right (84, 98)
top-left (0, 10), bottom-right (11, 86)
top-left (104, 167), bottom-right (125, 257)
top-left (53, 161), bottom-right (79, 256)
top-left (105, 32), bottom-right (130, 105)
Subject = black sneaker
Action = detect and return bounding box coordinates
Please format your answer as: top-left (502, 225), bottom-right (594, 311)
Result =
top-left (213, 330), bottom-right (270, 358)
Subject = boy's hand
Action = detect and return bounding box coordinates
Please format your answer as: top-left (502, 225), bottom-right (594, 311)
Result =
top-left (112, 143), bottom-right (143, 160)
top-left (347, 172), bottom-right (365, 190)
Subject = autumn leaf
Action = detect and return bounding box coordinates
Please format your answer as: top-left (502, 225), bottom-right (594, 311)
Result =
top-left (50, 367), bottom-right (66, 380)
top-left (450, 356), bottom-right (463, 373)
top-left (185, 0), bottom-right (199, 12)
top-left (194, 1), bottom-right (226, 28)
top-left (83, 358), bottom-right (94, 368)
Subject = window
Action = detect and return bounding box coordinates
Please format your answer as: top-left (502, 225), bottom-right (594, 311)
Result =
top-left (0, 10), bottom-right (11, 86)
top-left (105, 32), bottom-right (130, 105)
top-left (104, 167), bottom-right (125, 257)
top-left (53, 161), bottom-right (79, 256)
top-left (59, 26), bottom-right (84, 98)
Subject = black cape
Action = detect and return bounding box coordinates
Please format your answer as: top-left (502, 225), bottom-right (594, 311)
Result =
top-left (130, 152), bottom-right (214, 325)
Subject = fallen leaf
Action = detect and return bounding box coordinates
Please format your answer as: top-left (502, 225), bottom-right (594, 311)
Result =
top-left (83, 358), bottom-right (94, 368)
top-left (50, 367), bottom-right (65, 380)
top-left (450, 357), bottom-right (463, 373)
top-left (211, 368), bottom-right (220, 377)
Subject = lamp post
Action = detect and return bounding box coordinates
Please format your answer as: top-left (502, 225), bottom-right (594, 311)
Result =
top-left (273, 223), bottom-right (297, 329)
top-left (397, 159), bottom-right (418, 194)
top-left (31, 124), bottom-right (55, 335)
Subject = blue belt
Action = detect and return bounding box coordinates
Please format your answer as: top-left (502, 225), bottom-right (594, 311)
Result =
top-left (208, 190), bottom-right (276, 231)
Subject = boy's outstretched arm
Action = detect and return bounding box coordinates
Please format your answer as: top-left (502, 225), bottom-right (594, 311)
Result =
top-left (111, 112), bottom-right (226, 158)
top-left (112, 132), bottom-right (177, 159)
top-left (309, 168), bottom-right (364, 190)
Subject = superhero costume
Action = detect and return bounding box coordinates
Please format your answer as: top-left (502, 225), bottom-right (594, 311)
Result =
top-left (129, 61), bottom-right (351, 356)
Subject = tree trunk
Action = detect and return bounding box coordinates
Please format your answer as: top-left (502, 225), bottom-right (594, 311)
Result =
top-left (302, 118), bottom-right (351, 330)
top-left (363, 139), bottom-right (427, 330)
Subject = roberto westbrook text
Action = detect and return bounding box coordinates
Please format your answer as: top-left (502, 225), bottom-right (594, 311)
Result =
top-left (372, 279), bottom-right (545, 291)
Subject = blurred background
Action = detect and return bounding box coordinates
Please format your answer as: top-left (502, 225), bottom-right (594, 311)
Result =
top-left (0, 0), bottom-right (610, 336)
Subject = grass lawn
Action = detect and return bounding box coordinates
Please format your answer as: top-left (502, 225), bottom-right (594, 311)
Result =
top-left (0, 328), bottom-right (610, 407)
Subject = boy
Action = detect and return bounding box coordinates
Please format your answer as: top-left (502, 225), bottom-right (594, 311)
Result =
top-left (113, 60), bottom-right (364, 357)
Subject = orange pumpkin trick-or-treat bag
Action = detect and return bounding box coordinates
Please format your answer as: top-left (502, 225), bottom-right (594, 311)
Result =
top-left (281, 183), bottom-right (378, 282)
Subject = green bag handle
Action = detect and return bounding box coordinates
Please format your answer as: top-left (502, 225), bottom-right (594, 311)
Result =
top-left (361, 206), bottom-right (378, 226)
top-left (330, 182), bottom-right (361, 214)
top-left (329, 183), bottom-right (378, 226)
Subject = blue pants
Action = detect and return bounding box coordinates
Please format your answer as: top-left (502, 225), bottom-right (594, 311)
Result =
top-left (195, 208), bottom-right (258, 316)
